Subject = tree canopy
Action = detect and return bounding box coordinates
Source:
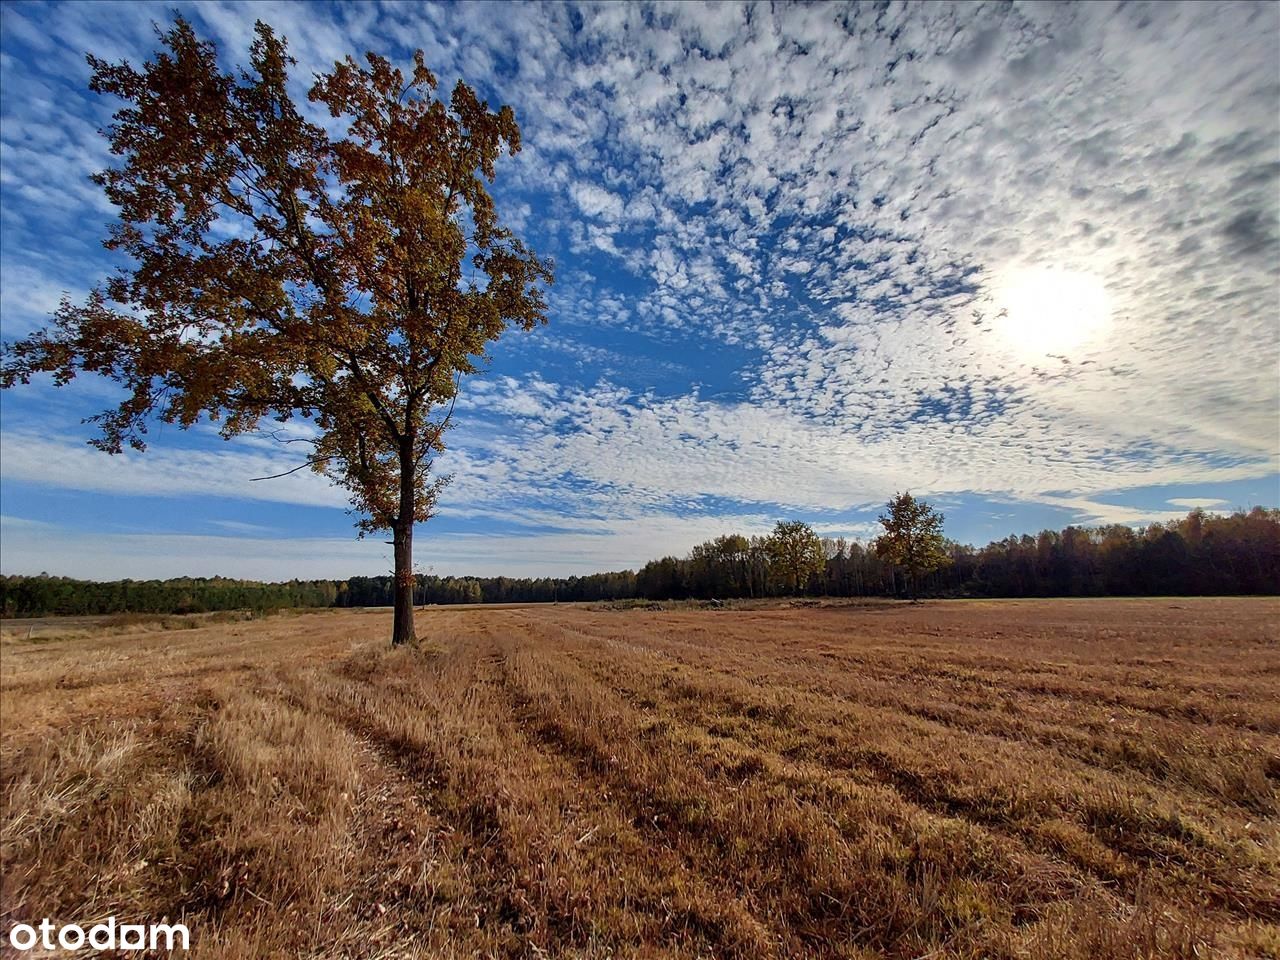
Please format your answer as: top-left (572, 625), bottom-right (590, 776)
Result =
top-left (766, 520), bottom-right (827, 595)
top-left (874, 492), bottom-right (951, 599)
top-left (0, 20), bottom-right (552, 645)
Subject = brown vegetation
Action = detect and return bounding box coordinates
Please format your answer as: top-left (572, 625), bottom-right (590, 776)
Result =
top-left (2, 599), bottom-right (1277, 958)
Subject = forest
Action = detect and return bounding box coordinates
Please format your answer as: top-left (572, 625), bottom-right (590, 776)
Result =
top-left (2, 507), bottom-right (1276, 618)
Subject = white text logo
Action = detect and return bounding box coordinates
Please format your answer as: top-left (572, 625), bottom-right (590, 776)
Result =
top-left (7, 917), bottom-right (189, 952)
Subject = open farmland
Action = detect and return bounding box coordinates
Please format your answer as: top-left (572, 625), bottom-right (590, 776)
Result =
top-left (1, 599), bottom-right (1277, 958)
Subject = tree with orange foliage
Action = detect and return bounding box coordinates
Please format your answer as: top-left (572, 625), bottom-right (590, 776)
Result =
top-left (1, 20), bottom-right (552, 646)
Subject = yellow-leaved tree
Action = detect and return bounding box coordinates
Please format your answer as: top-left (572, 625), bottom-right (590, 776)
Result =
top-left (0, 20), bottom-right (553, 646)
top-left (766, 520), bottom-right (826, 596)
top-left (874, 492), bottom-right (951, 601)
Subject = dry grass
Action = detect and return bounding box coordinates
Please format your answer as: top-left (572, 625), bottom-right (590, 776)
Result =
top-left (1, 598), bottom-right (1277, 958)
top-left (0, 610), bottom-right (265, 645)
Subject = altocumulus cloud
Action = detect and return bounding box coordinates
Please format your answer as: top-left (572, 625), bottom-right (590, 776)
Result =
top-left (0, 1), bottom-right (1276, 578)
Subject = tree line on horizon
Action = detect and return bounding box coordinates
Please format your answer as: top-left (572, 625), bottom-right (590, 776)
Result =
top-left (625, 504), bottom-right (1280, 601)
top-left (3, 505), bottom-right (1276, 618)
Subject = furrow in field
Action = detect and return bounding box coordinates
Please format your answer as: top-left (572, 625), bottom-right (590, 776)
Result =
top-left (524, 615), bottom-right (1278, 924)
top-left (560, 608), bottom-right (1280, 733)
top-left (548, 611), bottom-right (1279, 816)
top-left (493, 625), bottom-right (1134, 959)
top-left (275, 635), bottom-right (782, 959)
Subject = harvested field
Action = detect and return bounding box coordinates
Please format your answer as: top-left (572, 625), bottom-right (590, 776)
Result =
top-left (1, 598), bottom-right (1277, 958)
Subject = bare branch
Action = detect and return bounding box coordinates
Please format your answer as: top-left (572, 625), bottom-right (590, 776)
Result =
top-left (249, 454), bottom-right (337, 481)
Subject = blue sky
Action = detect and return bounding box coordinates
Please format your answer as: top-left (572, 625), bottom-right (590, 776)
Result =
top-left (1, 0), bottom-right (1277, 580)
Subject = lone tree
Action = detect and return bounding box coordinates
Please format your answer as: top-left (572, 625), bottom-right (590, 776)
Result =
top-left (0, 21), bottom-right (552, 646)
top-left (766, 520), bottom-right (826, 595)
top-left (874, 492), bottom-right (951, 600)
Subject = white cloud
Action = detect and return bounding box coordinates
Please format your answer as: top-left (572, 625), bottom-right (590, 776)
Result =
top-left (0, 430), bottom-right (346, 509)
top-left (0, 263), bottom-right (74, 336)
top-left (1031, 496), bottom-right (1193, 528)
top-left (570, 182), bottom-right (625, 222)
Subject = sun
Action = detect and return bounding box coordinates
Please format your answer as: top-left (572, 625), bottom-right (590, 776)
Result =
top-left (989, 267), bottom-right (1112, 358)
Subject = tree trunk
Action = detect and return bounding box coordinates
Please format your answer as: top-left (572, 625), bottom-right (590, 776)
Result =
top-left (391, 519), bottom-right (415, 645)
top-left (391, 439), bottom-right (416, 647)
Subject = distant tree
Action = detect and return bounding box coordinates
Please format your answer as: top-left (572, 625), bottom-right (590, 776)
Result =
top-left (0, 20), bottom-right (552, 646)
top-left (766, 520), bottom-right (826, 595)
top-left (685, 533), bottom-right (753, 598)
top-left (714, 533), bottom-right (752, 596)
top-left (874, 492), bottom-right (951, 600)
top-left (638, 556), bottom-right (684, 600)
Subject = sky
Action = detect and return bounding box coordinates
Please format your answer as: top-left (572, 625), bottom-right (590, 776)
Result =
top-left (1, 0), bottom-right (1278, 581)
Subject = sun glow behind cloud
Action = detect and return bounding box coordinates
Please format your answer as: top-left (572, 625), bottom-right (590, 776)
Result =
top-left (990, 267), bottom-right (1113, 359)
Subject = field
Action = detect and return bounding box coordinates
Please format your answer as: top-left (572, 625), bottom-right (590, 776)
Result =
top-left (1, 599), bottom-right (1277, 959)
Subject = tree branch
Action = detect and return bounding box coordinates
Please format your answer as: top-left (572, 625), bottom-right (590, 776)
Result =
top-left (249, 454), bottom-right (337, 481)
